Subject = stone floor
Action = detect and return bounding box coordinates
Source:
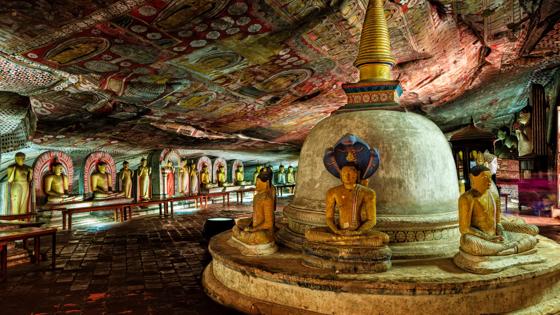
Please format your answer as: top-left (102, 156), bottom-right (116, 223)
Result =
top-left (2, 199), bottom-right (560, 315)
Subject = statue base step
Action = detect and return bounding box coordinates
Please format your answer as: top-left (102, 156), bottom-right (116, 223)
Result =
top-left (302, 240), bottom-right (391, 273)
top-left (227, 236), bottom-right (278, 256)
top-left (204, 231), bottom-right (560, 315)
top-left (453, 249), bottom-right (545, 274)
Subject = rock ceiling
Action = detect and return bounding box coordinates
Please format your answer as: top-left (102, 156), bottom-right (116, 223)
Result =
top-left (0, 0), bottom-right (559, 155)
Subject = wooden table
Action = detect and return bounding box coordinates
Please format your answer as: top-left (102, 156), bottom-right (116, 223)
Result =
top-left (0, 213), bottom-right (36, 222)
top-left (0, 227), bottom-right (57, 280)
top-left (275, 184), bottom-right (296, 197)
top-left (167, 195), bottom-right (202, 216)
top-left (41, 199), bottom-right (133, 230)
top-left (127, 197), bottom-right (171, 218)
top-left (0, 220), bottom-right (45, 228)
top-left (235, 188), bottom-right (256, 204)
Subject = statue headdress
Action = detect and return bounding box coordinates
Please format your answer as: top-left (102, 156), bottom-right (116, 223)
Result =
top-left (323, 134), bottom-right (380, 180)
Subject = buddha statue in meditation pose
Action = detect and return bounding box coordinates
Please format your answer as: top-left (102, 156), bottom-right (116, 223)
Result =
top-left (230, 167), bottom-right (278, 256)
top-left (91, 162), bottom-right (122, 199)
top-left (137, 158), bottom-right (151, 200)
top-left (217, 164), bottom-right (226, 187)
top-left (235, 166), bottom-right (244, 185)
top-left (118, 161), bottom-right (133, 199)
top-left (44, 162), bottom-right (81, 203)
top-left (286, 165), bottom-right (295, 184)
top-left (276, 165), bottom-right (286, 185)
top-left (200, 164), bottom-right (211, 189)
top-left (454, 165), bottom-right (541, 273)
top-left (303, 134), bottom-right (391, 273)
top-left (6, 152), bottom-right (33, 214)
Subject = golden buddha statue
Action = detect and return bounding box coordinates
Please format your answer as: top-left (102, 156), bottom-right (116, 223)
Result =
top-left (6, 152), bottom-right (33, 214)
top-left (118, 161), bottom-right (133, 199)
top-left (230, 167), bottom-right (278, 256)
top-left (178, 158), bottom-right (190, 195)
top-left (189, 161), bottom-right (199, 195)
top-left (216, 164), bottom-right (226, 187)
top-left (252, 165), bottom-right (262, 184)
top-left (454, 165), bottom-right (541, 273)
top-left (286, 165), bottom-right (295, 184)
top-left (200, 164), bottom-right (210, 188)
top-left (137, 158), bottom-right (151, 200)
top-left (91, 162), bottom-right (122, 199)
top-left (303, 134), bottom-right (390, 273)
top-left (234, 166), bottom-right (244, 185)
top-left (44, 162), bottom-right (81, 203)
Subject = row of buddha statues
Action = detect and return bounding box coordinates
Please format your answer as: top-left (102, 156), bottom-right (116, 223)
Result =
top-left (1, 151), bottom-right (267, 215)
top-left (230, 134), bottom-right (541, 274)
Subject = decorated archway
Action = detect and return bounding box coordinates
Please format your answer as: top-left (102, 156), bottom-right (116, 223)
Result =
top-left (83, 152), bottom-right (116, 194)
top-left (32, 151), bottom-right (74, 206)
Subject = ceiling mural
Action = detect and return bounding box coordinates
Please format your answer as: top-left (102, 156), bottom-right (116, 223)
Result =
top-left (0, 0), bottom-right (559, 154)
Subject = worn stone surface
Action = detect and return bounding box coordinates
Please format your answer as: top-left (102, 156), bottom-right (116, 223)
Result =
top-left (206, 231), bottom-right (560, 315)
top-left (453, 249), bottom-right (545, 274)
top-left (280, 110), bottom-right (460, 258)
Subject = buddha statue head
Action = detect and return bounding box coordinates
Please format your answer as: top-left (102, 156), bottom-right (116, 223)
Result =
top-left (52, 162), bottom-right (64, 176)
top-left (180, 158), bottom-right (188, 168)
top-left (123, 161), bottom-right (129, 171)
top-left (141, 158), bottom-right (148, 167)
top-left (279, 165), bottom-right (285, 173)
top-left (518, 111), bottom-right (531, 126)
top-left (166, 160), bottom-right (173, 168)
top-left (97, 162), bottom-right (108, 174)
top-left (340, 164), bottom-right (360, 187)
top-left (14, 152), bottom-right (26, 166)
top-left (469, 165), bottom-right (492, 194)
top-left (256, 167), bottom-right (273, 192)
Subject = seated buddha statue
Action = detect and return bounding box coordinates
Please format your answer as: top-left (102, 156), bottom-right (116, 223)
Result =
top-left (276, 165), bottom-right (286, 185)
top-left (286, 166), bottom-right (295, 184)
top-left (200, 164), bottom-right (211, 189)
top-left (44, 162), bottom-right (82, 203)
top-left (303, 134), bottom-right (390, 273)
top-left (216, 164), bottom-right (226, 187)
top-left (230, 167), bottom-right (278, 256)
top-left (234, 166), bottom-right (244, 185)
top-left (454, 165), bottom-right (541, 273)
top-left (91, 162), bottom-right (123, 199)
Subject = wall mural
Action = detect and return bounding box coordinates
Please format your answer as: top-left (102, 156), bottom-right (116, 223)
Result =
top-left (0, 0), bottom-right (557, 154)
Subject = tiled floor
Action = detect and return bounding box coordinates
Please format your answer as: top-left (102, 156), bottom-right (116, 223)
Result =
top-left (2, 199), bottom-right (560, 315)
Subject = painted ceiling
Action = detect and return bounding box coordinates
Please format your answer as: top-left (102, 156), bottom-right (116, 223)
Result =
top-left (0, 0), bottom-right (559, 155)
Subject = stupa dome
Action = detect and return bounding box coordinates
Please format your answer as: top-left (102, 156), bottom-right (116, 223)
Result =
top-left (278, 110), bottom-right (460, 258)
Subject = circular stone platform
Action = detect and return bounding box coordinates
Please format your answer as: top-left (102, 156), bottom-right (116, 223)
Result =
top-left (203, 231), bottom-right (560, 315)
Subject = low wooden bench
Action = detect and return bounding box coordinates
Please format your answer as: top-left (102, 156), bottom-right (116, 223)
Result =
top-left (127, 196), bottom-right (170, 218)
top-left (0, 227), bottom-right (57, 280)
top-left (167, 195), bottom-right (203, 216)
top-left (203, 192), bottom-right (230, 208)
top-left (235, 188), bottom-right (256, 204)
top-left (62, 203), bottom-right (128, 230)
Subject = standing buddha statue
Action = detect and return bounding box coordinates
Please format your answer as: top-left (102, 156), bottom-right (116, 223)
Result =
top-left (252, 165), bottom-right (262, 184)
top-left (178, 158), bottom-right (190, 195)
top-left (137, 158), bottom-right (152, 200)
top-left (161, 160), bottom-right (175, 196)
top-left (118, 161), bottom-right (133, 199)
top-left (6, 152), bottom-right (33, 214)
top-left (276, 165), bottom-right (286, 185)
top-left (189, 161), bottom-right (199, 195)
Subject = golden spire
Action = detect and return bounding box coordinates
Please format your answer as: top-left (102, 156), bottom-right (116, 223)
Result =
top-left (354, 0), bottom-right (396, 82)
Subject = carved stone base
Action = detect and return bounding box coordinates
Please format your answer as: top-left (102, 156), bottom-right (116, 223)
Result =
top-left (453, 249), bottom-right (545, 274)
top-left (228, 236), bottom-right (278, 256)
top-left (302, 240), bottom-right (392, 273)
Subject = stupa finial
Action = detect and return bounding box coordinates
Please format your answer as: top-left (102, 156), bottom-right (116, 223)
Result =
top-left (338, 0), bottom-right (403, 112)
top-left (354, 0), bottom-right (396, 82)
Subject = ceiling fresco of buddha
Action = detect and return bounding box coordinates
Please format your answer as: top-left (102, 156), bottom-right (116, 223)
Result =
top-left (0, 0), bottom-right (559, 155)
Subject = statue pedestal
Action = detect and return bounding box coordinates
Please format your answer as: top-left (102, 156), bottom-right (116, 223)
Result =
top-left (204, 231), bottom-right (560, 315)
top-left (228, 236), bottom-right (278, 256)
top-left (453, 249), bottom-right (545, 274)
